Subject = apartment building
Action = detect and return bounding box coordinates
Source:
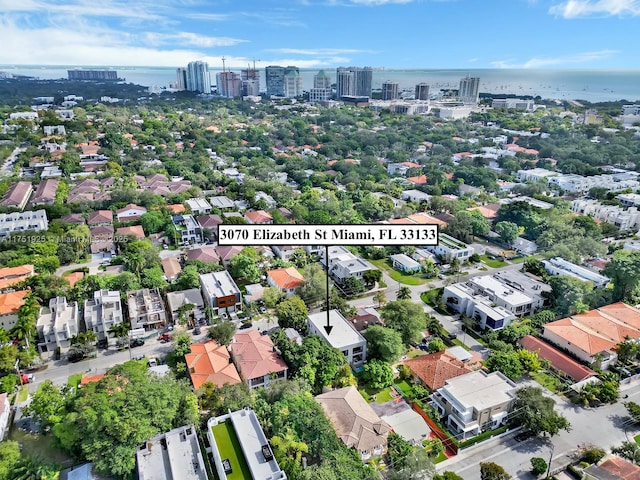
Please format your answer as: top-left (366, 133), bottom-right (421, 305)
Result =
top-left (572, 199), bottom-right (640, 231)
top-left (319, 245), bottom-right (376, 284)
top-left (84, 290), bottom-right (123, 345)
top-left (0, 210), bottom-right (48, 238)
top-left (36, 297), bottom-right (80, 354)
top-left (200, 271), bottom-right (242, 314)
top-left (431, 371), bottom-right (517, 440)
top-left (308, 310), bottom-right (367, 368)
top-left (542, 257), bottom-right (610, 288)
top-left (126, 288), bottom-right (167, 330)
top-left (549, 172), bottom-right (639, 194)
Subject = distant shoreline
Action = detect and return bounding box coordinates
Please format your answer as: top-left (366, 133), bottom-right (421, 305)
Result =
top-left (2, 65), bottom-right (639, 103)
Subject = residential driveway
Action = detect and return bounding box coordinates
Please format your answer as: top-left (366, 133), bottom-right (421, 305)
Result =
top-left (437, 380), bottom-right (640, 479)
top-left (55, 254), bottom-right (106, 277)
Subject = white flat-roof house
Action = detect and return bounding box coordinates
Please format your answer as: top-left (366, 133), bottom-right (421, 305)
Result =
top-left (426, 233), bottom-right (474, 262)
top-left (84, 290), bottom-right (123, 345)
top-left (127, 288), bottom-right (167, 330)
top-left (208, 409), bottom-right (287, 480)
top-left (172, 214), bottom-right (203, 245)
top-left (516, 168), bottom-right (559, 182)
top-left (137, 425), bottom-right (207, 480)
top-left (443, 271), bottom-right (550, 329)
top-left (200, 271), bottom-right (242, 314)
top-left (308, 310), bottom-right (367, 368)
top-left (36, 297), bottom-right (80, 354)
top-left (431, 371), bottom-right (517, 440)
top-left (543, 257), bottom-right (610, 288)
top-left (320, 246), bottom-right (376, 284)
top-left (186, 198), bottom-right (212, 215)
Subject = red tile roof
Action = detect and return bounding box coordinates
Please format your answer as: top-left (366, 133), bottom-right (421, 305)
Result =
top-left (230, 330), bottom-right (288, 382)
top-left (185, 341), bottom-right (241, 390)
top-left (245, 210), bottom-right (273, 224)
top-left (267, 267), bottom-right (305, 290)
top-left (0, 265), bottom-right (34, 290)
top-left (518, 336), bottom-right (595, 382)
top-left (186, 246), bottom-right (219, 263)
top-left (0, 290), bottom-right (30, 315)
top-left (65, 271), bottom-right (84, 288)
top-left (407, 175), bottom-right (428, 185)
top-left (404, 350), bottom-right (474, 390)
top-left (2, 181), bottom-right (32, 208)
top-left (87, 210), bottom-right (113, 225)
top-left (80, 373), bottom-right (105, 385)
top-left (116, 225), bottom-right (145, 240)
top-left (596, 456), bottom-right (640, 479)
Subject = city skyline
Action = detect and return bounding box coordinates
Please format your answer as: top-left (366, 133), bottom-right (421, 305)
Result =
top-left (0, 0), bottom-right (639, 69)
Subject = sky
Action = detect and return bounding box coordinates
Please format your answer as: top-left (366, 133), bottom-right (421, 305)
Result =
top-left (0, 0), bottom-right (639, 69)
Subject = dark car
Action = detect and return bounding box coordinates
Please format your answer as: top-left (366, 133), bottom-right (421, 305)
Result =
top-left (193, 326), bottom-right (201, 335)
top-left (130, 338), bottom-right (145, 348)
top-left (447, 333), bottom-right (458, 340)
top-left (239, 322), bottom-right (253, 330)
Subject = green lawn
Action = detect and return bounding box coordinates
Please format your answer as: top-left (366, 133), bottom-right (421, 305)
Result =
top-left (407, 348), bottom-right (426, 359)
top-left (420, 288), bottom-right (443, 307)
top-left (530, 371), bottom-right (563, 393)
top-left (9, 430), bottom-right (74, 468)
top-left (15, 385), bottom-right (28, 403)
top-left (359, 386), bottom-right (394, 404)
top-left (635, 434), bottom-right (640, 445)
top-left (433, 451), bottom-right (448, 464)
top-left (480, 255), bottom-right (508, 268)
top-left (371, 259), bottom-right (427, 286)
top-left (394, 380), bottom-right (413, 397)
top-left (211, 420), bottom-right (252, 480)
top-left (68, 373), bottom-right (83, 388)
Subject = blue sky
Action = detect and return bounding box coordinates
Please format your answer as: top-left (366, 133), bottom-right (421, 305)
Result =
top-left (0, 0), bottom-right (638, 69)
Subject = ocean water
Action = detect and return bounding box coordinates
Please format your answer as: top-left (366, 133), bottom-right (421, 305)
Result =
top-left (1, 65), bottom-right (639, 102)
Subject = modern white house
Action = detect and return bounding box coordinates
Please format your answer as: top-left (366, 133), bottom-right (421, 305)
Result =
top-left (126, 289), bottom-right (167, 330)
top-left (320, 246), bottom-right (376, 284)
top-left (207, 409), bottom-right (287, 480)
top-left (542, 257), bottom-right (610, 288)
top-left (137, 425), bottom-right (207, 480)
top-left (308, 310), bottom-right (367, 368)
top-left (84, 290), bottom-right (124, 345)
top-left (443, 271), bottom-right (550, 329)
top-left (200, 271), bottom-right (242, 314)
top-left (426, 233), bottom-right (474, 262)
top-left (431, 371), bottom-right (517, 440)
top-left (171, 214), bottom-right (203, 245)
top-left (36, 297), bottom-right (80, 354)
top-left (185, 198), bottom-right (212, 215)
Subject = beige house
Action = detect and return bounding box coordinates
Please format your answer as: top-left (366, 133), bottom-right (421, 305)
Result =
top-left (431, 370), bottom-right (517, 440)
top-left (315, 386), bottom-right (391, 461)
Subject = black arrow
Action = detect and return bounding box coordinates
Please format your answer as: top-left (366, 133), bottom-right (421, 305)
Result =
top-left (324, 319), bottom-right (333, 336)
top-left (324, 245), bottom-right (332, 335)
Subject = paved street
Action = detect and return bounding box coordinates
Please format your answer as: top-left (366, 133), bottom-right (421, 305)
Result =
top-left (436, 380), bottom-right (640, 479)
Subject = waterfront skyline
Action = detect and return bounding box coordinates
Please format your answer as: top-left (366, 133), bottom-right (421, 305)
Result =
top-left (0, 0), bottom-right (639, 69)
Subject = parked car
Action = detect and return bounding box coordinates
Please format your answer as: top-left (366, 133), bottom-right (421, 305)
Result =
top-left (447, 333), bottom-right (458, 340)
top-left (157, 333), bottom-right (171, 343)
top-left (193, 326), bottom-right (201, 335)
top-left (259, 306), bottom-right (267, 314)
top-left (239, 322), bottom-right (253, 330)
top-left (130, 338), bottom-right (145, 348)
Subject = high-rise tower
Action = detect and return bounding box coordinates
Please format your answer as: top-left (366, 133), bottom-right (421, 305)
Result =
top-left (459, 75), bottom-right (480, 104)
top-left (265, 66), bottom-right (286, 96)
top-left (382, 81), bottom-right (399, 100)
top-left (415, 83), bottom-right (430, 101)
top-left (186, 61), bottom-right (211, 94)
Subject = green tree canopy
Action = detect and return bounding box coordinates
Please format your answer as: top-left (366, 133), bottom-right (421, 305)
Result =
top-left (510, 385), bottom-right (570, 437)
top-left (275, 296), bottom-right (309, 333)
top-left (381, 300), bottom-right (426, 346)
top-left (362, 326), bottom-right (405, 363)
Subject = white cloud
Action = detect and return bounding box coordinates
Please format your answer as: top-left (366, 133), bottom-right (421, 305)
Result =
top-left (491, 49), bottom-right (618, 68)
top-left (143, 32), bottom-right (247, 48)
top-left (0, 0), bottom-right (165, 20)
top-left (549, 0), bottom-right (640, 18)
top-left (266, 48), bottom-right (367, 55)
top-left (182, 13), bottom-right (231, 21)
top-left (347, 0), bottom-right (414, 4)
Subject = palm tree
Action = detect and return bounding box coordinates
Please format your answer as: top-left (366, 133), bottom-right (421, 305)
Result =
top-left (373, 291), bottom-right (386, 308)
top-left (125, 253), bottom-right (144, 281)
top-left (397, 286), bottom-right (412, 300)
top-left (12, 316), bottom-right (36, 349)
top-left (109, 322), bottom-right (130, 347)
